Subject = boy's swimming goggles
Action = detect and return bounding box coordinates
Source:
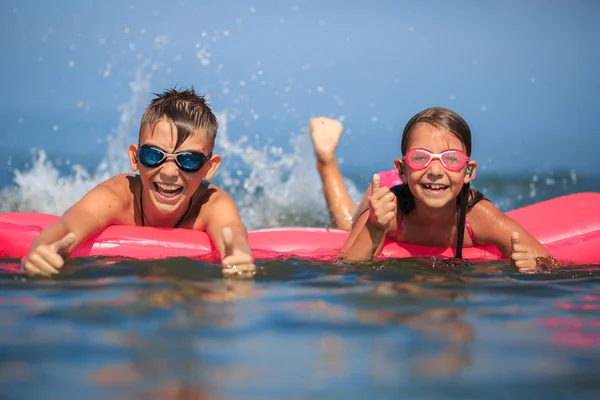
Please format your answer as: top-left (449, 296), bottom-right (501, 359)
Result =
top-left (138, 145), bottom-right (212, 173)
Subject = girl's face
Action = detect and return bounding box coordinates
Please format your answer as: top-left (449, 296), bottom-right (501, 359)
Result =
top-left (394, 123), bottom-right (477, 211)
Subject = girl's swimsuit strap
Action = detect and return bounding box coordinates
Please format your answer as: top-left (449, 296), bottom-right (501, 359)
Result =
top-left (465, 218), bottom-right (478, 246)
top-left (389, 215), bottom-right (405, 239)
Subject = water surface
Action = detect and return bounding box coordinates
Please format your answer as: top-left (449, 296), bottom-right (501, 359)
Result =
top-left (1, 257), bottom-right (599, 399)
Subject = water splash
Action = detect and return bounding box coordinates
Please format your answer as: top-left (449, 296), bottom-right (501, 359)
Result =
top-left (0, 62), bottom-right (153, 216)
top-left (0, 63), bottom-right (362, 229)
top-left (215, 116), bottom-right (361, 229)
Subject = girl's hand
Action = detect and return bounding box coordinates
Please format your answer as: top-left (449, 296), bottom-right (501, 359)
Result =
top-left (368, 174), bottom-right (396, 230)
top-left (510, 232), bottom-right (537, 273)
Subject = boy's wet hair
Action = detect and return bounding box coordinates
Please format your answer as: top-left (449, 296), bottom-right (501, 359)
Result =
top-left (396, 107), bottom-right (480, 259)
top-left (139, 87), bottom-right (218, 150)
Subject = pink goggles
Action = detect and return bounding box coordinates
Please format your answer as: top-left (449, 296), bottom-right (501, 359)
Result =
top-left (403, 148), bottom-right (470, 172)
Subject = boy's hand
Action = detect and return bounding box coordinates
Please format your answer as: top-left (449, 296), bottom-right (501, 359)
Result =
top-left (22, 232), bottom-right (76, 276)
top-left (368, 174), bottom-right (396, 230)
top-left (221, 227), bottom-right (256, 276)
top-left (510, 232), bottom-right (537, 273)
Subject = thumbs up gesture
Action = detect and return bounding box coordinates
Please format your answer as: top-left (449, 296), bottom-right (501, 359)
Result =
top-left (368, 173), bottom-right (397, 231)
top-left (22, 232), bottom-right (76, 276)
top-left (221, 227), bottom-right (256, 276)
top-left (510, 232), bottom-right (537, 273)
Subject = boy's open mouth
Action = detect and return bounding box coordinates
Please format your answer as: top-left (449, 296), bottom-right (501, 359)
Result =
top-left (153, 182), bottom-right (184, 198)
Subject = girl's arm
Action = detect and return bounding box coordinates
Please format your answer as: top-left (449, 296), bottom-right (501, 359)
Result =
top-left (468, 201), bottom-right (553, 271)
top-left (340, 174), bottom-right (397, 262)
top-left (340, 210), bottom-right (389, 261)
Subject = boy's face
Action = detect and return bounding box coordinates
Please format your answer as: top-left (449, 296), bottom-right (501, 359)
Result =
top-left (128, 120), bottom-right (221, 219)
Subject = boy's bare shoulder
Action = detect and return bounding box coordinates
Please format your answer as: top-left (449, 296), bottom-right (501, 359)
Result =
top-left (92, 174), bottom-right (139, 208)
top-left (197, 181), bottom-right (235, 205)
top-left (195, 181), bottom-right (237, 214)
top-left (191, 181), bottom-right (239, 229)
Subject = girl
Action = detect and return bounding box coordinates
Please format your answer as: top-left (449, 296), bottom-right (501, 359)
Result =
top-left (320, 108), bottom-right (552, 272)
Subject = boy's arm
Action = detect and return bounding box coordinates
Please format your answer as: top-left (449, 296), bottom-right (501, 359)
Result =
top-left (203, 190), bottom-right (254, 272)
top-left (22, 181), bottom-right (126, 275)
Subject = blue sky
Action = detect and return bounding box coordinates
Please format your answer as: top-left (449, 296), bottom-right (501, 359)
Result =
top-left (1, 0), bottom-right (599, 175)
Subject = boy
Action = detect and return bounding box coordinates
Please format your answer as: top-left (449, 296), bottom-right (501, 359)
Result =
top-left (22, 88), bottom-right (254, 276)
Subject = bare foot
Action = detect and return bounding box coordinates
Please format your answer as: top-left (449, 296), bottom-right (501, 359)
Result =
top-left (309, 117), bottom-right (343, 164)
